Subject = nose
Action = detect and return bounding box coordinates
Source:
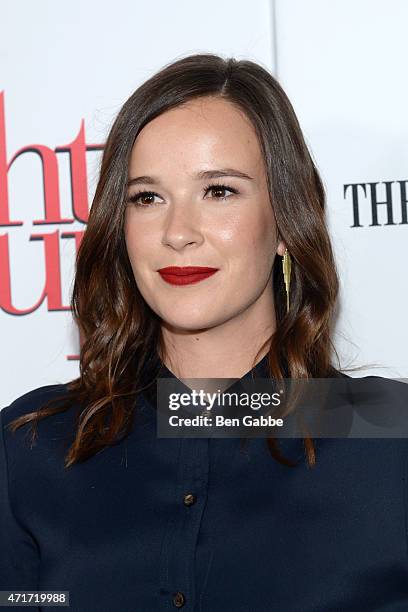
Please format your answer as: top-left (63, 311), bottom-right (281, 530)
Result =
top-left (162, 201), bottom-right (204, 251)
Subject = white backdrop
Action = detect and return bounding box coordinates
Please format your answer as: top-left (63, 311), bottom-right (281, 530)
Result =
top-left (274, 0), bottom-right (408, 380)
top-left (1, 0), bottom-right (406, 408)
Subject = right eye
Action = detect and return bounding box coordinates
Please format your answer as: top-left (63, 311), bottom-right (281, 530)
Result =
top-left (127, 191), bottom-right (162, 207)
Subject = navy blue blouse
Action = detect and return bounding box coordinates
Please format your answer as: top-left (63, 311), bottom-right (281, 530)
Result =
top-left (1, 354), bottom-right (408, 611)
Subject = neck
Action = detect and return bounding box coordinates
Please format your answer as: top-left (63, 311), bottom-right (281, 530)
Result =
top-left (159, 299), bottom-right (276, 379)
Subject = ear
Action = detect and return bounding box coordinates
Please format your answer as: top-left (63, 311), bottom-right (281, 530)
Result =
top-left (276, 238), bottom-right (287, 257)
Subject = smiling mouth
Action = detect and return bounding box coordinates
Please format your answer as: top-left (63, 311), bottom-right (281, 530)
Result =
top-left (157, 266), bottom-right (219, 286)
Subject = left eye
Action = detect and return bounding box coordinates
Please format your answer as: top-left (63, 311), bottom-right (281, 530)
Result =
top-left (126, 191), bottom-right (163, 207)
top-left (204, 184), bottom-right (238, 200)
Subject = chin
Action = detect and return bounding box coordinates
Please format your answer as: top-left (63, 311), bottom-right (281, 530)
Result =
top-left (159, 311), bottom-right (221, 333)
top-left (162, 318), bottom-right (213, 332)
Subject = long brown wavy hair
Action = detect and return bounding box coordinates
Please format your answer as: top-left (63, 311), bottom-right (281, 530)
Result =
top-left (7, 52), bottom-right (352, 469)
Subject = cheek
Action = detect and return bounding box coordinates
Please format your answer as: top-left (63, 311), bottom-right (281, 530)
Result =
top-left (222, 208), bottom-right (276, 269)
top-left (124, 217), bottom-right (146, 272)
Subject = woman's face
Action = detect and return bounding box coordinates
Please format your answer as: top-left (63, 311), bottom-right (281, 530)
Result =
top-left (124, 96), bottom-right (285, 332)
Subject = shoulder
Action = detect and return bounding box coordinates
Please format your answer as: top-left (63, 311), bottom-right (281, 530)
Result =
top-left (0, 383), bottom-right (79, 461)
top-left (338, 374), bottom-right (408, 437)
top-left (333, 371), bottom-right (408, 401)
top-left (354, 375), bottom-right (408, 410)
top-left (335, 369), bottom-right (408, 390)
top-left (1, 383), bottom-right (71, 428)
top-left (342, 373), bottom-right (408, 394)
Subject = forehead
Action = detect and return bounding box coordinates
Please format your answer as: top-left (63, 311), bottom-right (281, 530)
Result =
top-left (129, 96), bottom-right (264, 176)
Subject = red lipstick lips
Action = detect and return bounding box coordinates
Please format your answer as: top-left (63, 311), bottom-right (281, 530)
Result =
top-left (157, 266), bottom-right (219, 286)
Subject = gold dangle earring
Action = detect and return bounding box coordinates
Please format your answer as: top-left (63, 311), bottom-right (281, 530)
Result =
top-left (282, 247), bottom-right (292, 313)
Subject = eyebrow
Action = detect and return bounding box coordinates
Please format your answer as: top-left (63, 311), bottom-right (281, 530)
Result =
top-left (127, 168), bottom-right (254, 187)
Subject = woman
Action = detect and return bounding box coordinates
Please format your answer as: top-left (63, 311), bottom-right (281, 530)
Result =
top-left (1, 53), bottom-right (408, 611)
